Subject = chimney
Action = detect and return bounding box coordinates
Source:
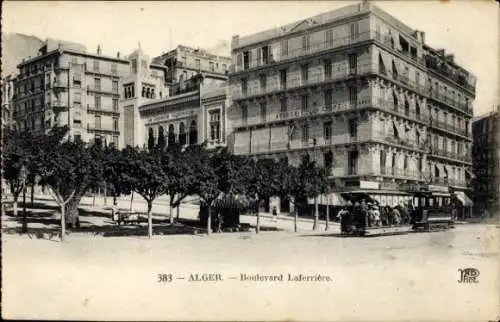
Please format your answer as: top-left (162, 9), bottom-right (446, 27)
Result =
top-left (117, 51), bottom-right (120, 59)
top-left (445, 54), bottom-right (454, 64)
top-left (231, 35), bottom-right (240, 49)
top-left (97, 45), bottom-right (101, 55)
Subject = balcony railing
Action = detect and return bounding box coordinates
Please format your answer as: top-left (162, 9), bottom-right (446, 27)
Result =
top-left (428, 118), bottom-right (468, 137)
top-left (427, 90), bottom-right (473, 115)
top-left (87, 126), bottom-right (119, 135)
top-left (372, 97), bottom-right (429, 124)
top-left (380, 167), bottom-right (425, 180)
top-left (233, 31), bottom-right (373, 73)
top-left (87, 104), bottom-right (120, 116)
top-left (233, 62), bottom-right (375, 100)
top-left (87, 85), bottom-right (119, 96)
top-left (428, 146), bottom-right (472, 163)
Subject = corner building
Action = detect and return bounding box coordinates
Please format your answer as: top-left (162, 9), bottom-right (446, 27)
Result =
top-left (227, 2), bottom-right (476, 209)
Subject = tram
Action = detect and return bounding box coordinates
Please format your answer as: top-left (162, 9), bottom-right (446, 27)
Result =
top-left (339, 188), bottom-right (455, 237)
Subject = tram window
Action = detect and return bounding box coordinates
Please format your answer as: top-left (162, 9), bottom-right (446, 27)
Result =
top-left (429, 198), bottom-right (434, 207)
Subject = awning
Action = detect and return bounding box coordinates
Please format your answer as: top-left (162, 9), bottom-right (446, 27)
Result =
top-left (307, 193), bottom-right (347, 206)
top-left (454, 191), bottom-right (473, 206)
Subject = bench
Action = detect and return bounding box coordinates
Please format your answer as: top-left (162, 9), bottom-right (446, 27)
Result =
top-left (114, 210), bottom-right (143, 226)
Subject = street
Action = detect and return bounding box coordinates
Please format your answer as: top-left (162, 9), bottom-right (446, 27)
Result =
top-left (2, 196), bottom-right (499, 321)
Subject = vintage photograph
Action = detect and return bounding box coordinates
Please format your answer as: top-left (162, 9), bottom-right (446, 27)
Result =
top-left (1, 0), bottom-right (499, 321)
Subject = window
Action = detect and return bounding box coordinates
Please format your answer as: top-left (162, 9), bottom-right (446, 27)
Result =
top-left (301, 124), bottom-right (309, 143)
top-left (280, 39), bottom-right (288, 57)
top-left (241, 78), bottom-right (247, 95)
top-left (392, 91), bottom-right (398, 110)
top-left (415, 72), bottom-right (420, 87)
top-left (404, 155), bottom-right (408, 171)
top-left (111, 63), bottom-right (117, 74)
top-left (280, 69), bottom-right (287, 90)
top-left (301, 94), bottom-right (309, 111)
top-left (324, 151), bottom-right (333, 171)
top-left (349, 118), bottom-right (358, 137)
top-left (94, 78), bottom-right (101, 90)
top-left (241, 104), bottom-right (248, 124)
top-left (236, 54), bottom-right (242, 69)
top-left (323, 121), bottom-right (332, 140)
top-left (324, 89), bottom-right (333, 107)
top-left (380, 150), bottom-right (386, 172)
top-left (302, 35), bottom-right (311, 52)
top-left (95, 95), bottom-right (101, 109)
top-left (324, 59), bottom-right (332, 79)
top-left (348, 150), bottom-right (359, 175)
top-left (95, 115), bottom-right (101, 129)
top-left (391, 153), bottom-right (397, 174)
top-left (349, 87), bottom-right (357, 106)
top-left (73, 119), bottom-right (82, 127)
top-left (112, 81), bottom-right (118, 93)
top-left (348, 53), bottom-right (357, 74)
top-left (131, 59), bottom-right (137, 73)
top-left (280, 96), bottom-right (287, 112)
top-left (325, 29), bottom-right (334, 47)
top-left (93, 60), bottom-right (99, 72)
top-left (112, 98), bottom-right (118, 111)
top-left (242, 52), bottom-right (250, 70)
top-left (74, 134), bottom-right (82, 142)
top-left (260, 74), bottom-right (267, 91)
top-left (260, 102), bottom-right (267, 122)
top-left (113, 118), bottom-right (119, 131)
top-left (112, 135), bottom-right (119, 147)
top-left (73, 73), bottom-right (81, 87)
top-left (301, 64), bottom-right (309, 83)
top-left (73, 92), bottom-right (81, 103)
top-left (349, 22), bottom-right (359, 41)
top-left (209, 61), bottom-right (215, 72)
top-left (261, 46), bottom-right (269, 64)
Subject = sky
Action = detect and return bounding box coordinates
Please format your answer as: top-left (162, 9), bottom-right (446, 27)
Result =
top-left (3, 0), bottom-right (499, 115)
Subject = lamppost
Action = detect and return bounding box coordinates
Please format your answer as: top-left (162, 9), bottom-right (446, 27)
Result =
top-left (20, 165), bottom-right (28, 233)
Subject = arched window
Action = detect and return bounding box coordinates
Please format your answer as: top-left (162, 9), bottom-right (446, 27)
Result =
top-left (158, 125), bottom-right (165, 149)
top-left (189, 120), bottom-right (198, 145)
top-left (434, 165), bottom-right (440, 178)
top-left (179, 122), bottom-right (186, 145)
top-left (168, 124), bottom-right (176, 146)
top-left (147, 127), bottom-right (155, 150)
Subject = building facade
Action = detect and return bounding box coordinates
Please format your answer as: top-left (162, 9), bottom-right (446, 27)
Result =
top-left (139, 74), bottom-right (228, 149)
top-left (2, 75), bottom-right (15, 130)
top-left (227, 1), bottom-right (476, 209)
top-left (472, 106), bottom-right (500, 216)
top-left (153, 45), bottom-right (231, 90)
top-left (12, 39), bottom-right (168, 149)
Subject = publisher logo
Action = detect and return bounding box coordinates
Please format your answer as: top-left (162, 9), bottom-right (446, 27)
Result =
top-left (457, 268), bottom-right (480, 283)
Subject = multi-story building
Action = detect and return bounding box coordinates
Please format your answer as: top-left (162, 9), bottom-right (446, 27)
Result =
top-left (152, 45), bottom-right (231, 90)
top-left (472, 106), bottom-right (500, 217)
top-left (139, 74), bottom-right (228, 149)
top-left (227, 1), bottom-right (476, 212)
top-left (138, 45), bottom-right (230, 149)
top-left (12, 39), bottom-right (167, 149)
top-left (2, 75), bottom-right (15, 130)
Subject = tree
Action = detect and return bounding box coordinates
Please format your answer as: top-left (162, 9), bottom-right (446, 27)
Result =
top-left (102, 145), bottom-right (133, 205)
top-left (282, 154), bottom-right (329, 232)
top-left (157, 127), bottom-right (166, 151)
top-left (240, 157), bottom-right (281, 234)
top-left (123, 147), bottom-right (169, 238)
top-left (164, 144), bottom-right (199, 224)
top-left (38, 138), bottom-right (100, 241)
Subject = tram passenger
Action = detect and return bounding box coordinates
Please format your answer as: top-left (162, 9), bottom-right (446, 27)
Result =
top-left (380, 206), bottom-right (389, 226)
top-left (372, 205), bottom-right (381, 227)
top-left (392, 206), bottom-right (402, 226)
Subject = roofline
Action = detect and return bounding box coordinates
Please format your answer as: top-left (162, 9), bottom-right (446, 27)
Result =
top-left (139, 90), bottom-right (200, 110)
top-left (17, 48), bottom-right (130, 68)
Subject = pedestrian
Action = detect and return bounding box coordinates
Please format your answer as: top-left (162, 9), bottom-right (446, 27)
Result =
top-left (392, 206), bottom-right (401, 226)
top-left (372, 205), bottom-right (381, 227)
top-left (111, 201), bottom-right (119, 224)
top-left (451, 205), bottom-right (458, 222)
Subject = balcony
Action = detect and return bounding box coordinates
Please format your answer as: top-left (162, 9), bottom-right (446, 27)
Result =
top-left (232, 31), bottom-right (373, 74)
top-left (427, 90), bottom-right (473, 115)
top-left (53, 100), bottom-right (68, 111)
top-left (233, 62), bottom-right (375, 101)
top-left (87, 126), bottom-right (119, 135)
top-left (424, 55), bottom-right (476, 95)
top-left (87, 104), bottom-right (120, 117)
top-left (380, 167), bottom-right (424, 180)
top-left (428, 118), bottom-right (469, 137)
top-left (53, 81), bottom-right (67, 90)
top-left (428, 146), bottom-right (472, 163)
top-left (372, 97), bottom-right (429, 124)
top-left (87, 85), bottom-right (119, 97)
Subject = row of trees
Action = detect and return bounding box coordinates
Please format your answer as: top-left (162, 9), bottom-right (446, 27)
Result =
top-left (3, 126), bottom-right (330, 241)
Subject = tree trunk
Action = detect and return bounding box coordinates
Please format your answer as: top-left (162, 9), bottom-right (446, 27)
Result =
top-left (22, 187), bottom-right (27, 233)
top-left (294, 206), bottom-right (298, 233)
top-left (130, 192), bottom-right (134, 211)
top-left (113, 195), bottom-right (117, 206)
top-left (147, 200), bottom-right (153, 239)
top-left (12, 194), bottom-right (19, 217)
top-left (103, 182), bottom-right (107, 206)
top-left (30, 183), bottom-right (35, 208)
top-left (176, 205), bottom-right (180, 220)
top-left (65, 197), bottom-right (81, 229)
top-left (313, 197), bottom-right (319, 231)
top-left (169, 202), bottom-right (174, 224)
top-left (256, 209), bottom-right (260, 234)
top-left (325, 204), bottom-right (330, 231)
top-left (93, 192), bottom-right (96, 206)
top-left (60, 204), bottom-right (66, 242)
top-left (207, 205), bottom-right (212, 236)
